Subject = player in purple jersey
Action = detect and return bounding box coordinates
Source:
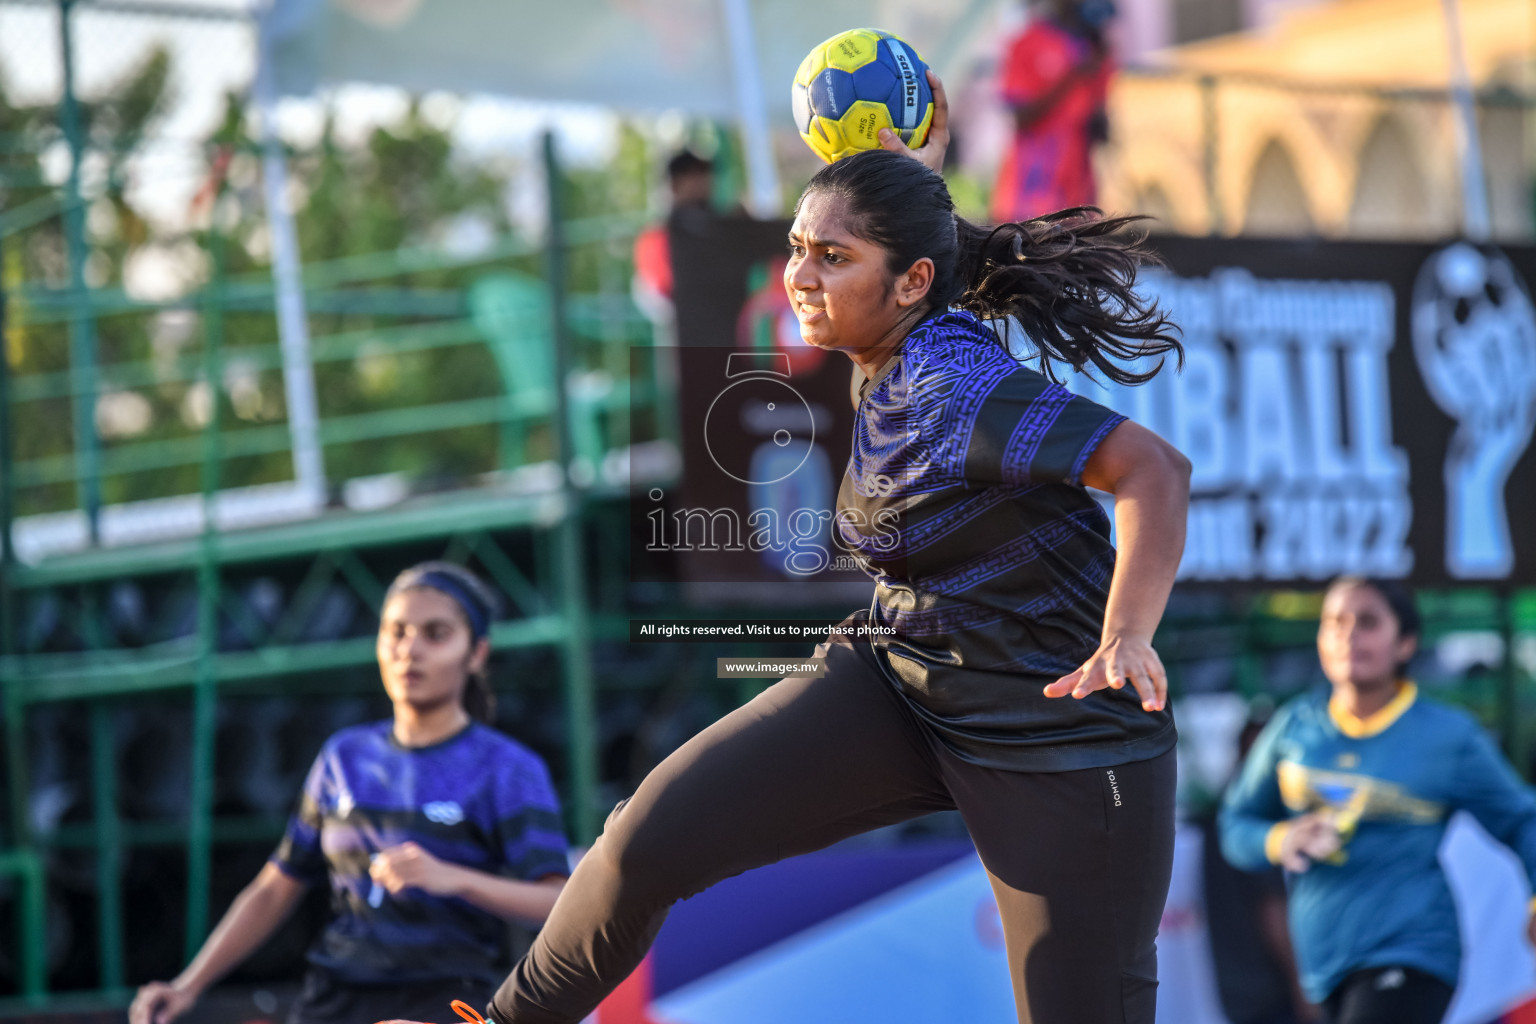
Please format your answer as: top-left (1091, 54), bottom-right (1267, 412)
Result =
top-left (130, 562), bottom-right (569, 1024)
top-left (392, 109), bottom-right (1190, 1024)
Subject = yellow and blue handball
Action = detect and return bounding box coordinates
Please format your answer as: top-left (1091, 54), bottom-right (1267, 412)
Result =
top-left (792, 28), bottom-right (934, 164)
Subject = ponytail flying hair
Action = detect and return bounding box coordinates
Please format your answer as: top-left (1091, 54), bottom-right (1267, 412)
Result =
top-left (799, 149), bottom-right (1183, 386)
top-left (384, 561), bottom-right (501, 723)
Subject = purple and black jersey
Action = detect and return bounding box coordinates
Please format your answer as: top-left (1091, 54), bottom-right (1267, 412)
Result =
top-left (271, 721), bottom-right (568, 985)
top-left (836, 309), bottom-right (1176, 771)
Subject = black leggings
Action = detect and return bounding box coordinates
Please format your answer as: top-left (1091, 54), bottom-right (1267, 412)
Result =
top-left (286, 967), bottom-right (495, 1024)
top-left (1321, 966), bottom-right (1455, 1024)
top-left (489, 633), bottom-right (1177, 1024)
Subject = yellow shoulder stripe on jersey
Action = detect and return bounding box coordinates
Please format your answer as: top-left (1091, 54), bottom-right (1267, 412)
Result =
top-left (1329, 682), bottom-right (1418, 739)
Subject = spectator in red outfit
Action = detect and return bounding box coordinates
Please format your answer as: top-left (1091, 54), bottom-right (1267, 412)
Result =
top-left (992, 0), bottom-right (1116, 222)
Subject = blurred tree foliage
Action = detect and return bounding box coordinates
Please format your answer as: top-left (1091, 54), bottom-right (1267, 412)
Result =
top-left (2, 47), bottom-right (172, 514)
top-left (2, 45), bottom-right (663, 518)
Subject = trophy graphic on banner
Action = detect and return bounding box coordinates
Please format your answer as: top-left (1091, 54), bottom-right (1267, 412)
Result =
top-left (703, 351), bottom-right (833, 577)
top-left (1411, 243), bottom-right (1536, 579)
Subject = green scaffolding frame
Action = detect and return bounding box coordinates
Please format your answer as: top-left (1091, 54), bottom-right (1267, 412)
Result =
top-left (2, 1), bottom-right (1535, 1008)
top-left (0, 62), bottom-right (653, 993)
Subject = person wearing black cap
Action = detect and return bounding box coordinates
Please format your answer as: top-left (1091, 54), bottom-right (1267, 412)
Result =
top-left (130, 561), bottom-right (570, 1024)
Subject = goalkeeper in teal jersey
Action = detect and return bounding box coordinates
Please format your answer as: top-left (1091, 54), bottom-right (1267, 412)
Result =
top-left (1221, 577), bottom-right (1536, 1024)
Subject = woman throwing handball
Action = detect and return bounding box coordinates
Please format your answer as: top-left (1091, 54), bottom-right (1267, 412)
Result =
top-left (390, 74), bottom-right (1190, 1024)
top-left (130, 562), bottom-right (569, 1024)
top-left (1221, 577), bottom-right (1536, 1024)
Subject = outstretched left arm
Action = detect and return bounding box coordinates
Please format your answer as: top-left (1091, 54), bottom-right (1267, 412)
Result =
top-left (1043, 419), bottom-right (1190, 712)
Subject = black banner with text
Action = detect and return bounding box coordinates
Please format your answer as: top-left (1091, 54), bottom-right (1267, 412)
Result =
top-left (664, 218), bottom-right (1536, 588)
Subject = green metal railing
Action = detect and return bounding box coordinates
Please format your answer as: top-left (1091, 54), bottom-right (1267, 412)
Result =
top-left (0, 100), bottom-right (676, 995)
top-left (0, 848), bottom-right (46, 1002)
top-left (1, 216), bottom-right (655, 508)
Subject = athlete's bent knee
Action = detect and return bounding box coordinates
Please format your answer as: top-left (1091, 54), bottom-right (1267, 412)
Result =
top-left (585, 813), bottom-right (687, 908)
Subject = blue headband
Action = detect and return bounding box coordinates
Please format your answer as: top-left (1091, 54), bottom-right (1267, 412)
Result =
top-left (414, 571), bottom-right (490, 641)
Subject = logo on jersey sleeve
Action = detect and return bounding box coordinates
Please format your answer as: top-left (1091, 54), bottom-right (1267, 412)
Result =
top-left (424, 801), bottom-right (465, 826)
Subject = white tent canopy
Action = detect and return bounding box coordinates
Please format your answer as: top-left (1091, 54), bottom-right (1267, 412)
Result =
top-left (264, 0), bottom-right (999, 212)
top-left (266, 0), bottom-right (991, 115)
